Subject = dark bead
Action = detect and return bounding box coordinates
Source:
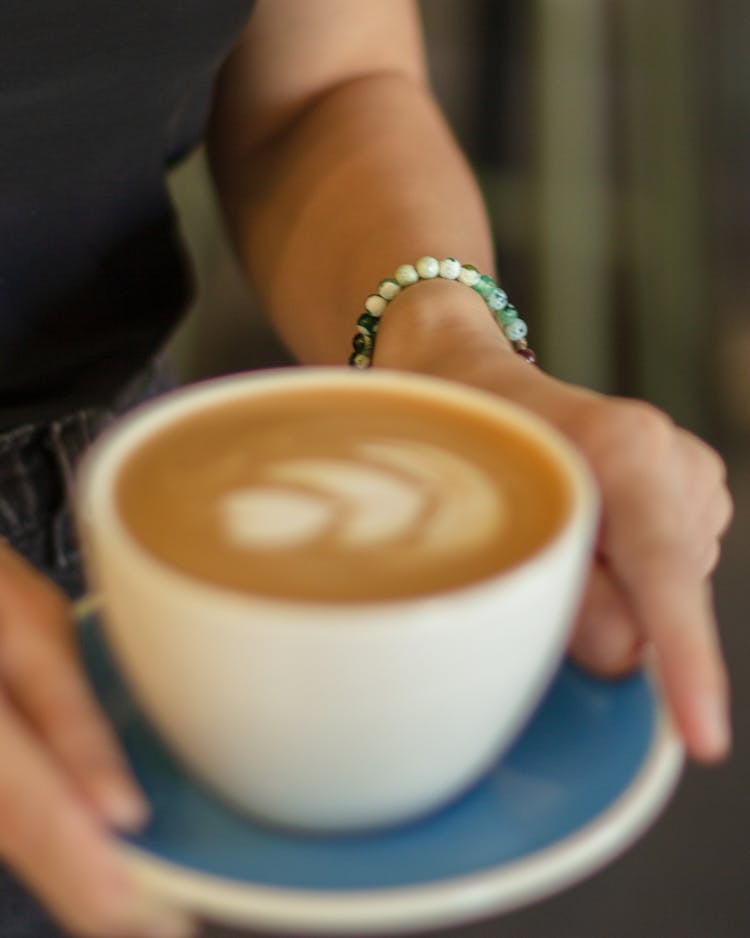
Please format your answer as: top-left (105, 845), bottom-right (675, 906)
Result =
top-left (356, 312), bottom-right (380, 335)
top-left (353, 333), bottom-right (374, 354)
top-left (516, 346), bottom-right (537, 365)
top-left (349, 351), bottom-right (371, 369)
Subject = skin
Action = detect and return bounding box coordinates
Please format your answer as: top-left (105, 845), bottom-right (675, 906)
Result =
top-left (0, 2), bottom-right (732, 935)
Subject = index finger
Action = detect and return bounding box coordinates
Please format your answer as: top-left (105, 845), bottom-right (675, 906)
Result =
top-left (601, 474), bottom-right (730, 762)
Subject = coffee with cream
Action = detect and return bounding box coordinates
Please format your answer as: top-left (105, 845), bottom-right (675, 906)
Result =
top-left (115, 382), bottom-right (570, 602)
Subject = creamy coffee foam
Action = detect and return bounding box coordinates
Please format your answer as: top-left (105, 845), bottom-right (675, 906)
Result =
top-left (220, 439), bottom-right (505, 554)
top-left (115, 385), bottom-right (570, 601)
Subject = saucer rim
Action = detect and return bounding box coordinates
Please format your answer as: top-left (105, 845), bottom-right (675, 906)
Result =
top-left (117, 686), bottom-right (683, 934)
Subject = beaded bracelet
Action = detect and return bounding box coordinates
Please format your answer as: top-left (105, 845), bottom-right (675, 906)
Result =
top-left (348, 256), bottom-right (537, 369)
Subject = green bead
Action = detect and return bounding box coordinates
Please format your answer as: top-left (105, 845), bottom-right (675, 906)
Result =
top-left (505, 318), bottom-right (528, 342)
top-left (353, 333), bottom-right (374, 354)
top-left (458, 263), bottom-right (481, 286)
top-left (496, 303), bottom-right (519, 326)
top-left (473, 274), bottom-right (496, 299)
top-left (486, 287), bottom-right (508, 312)
top-left (349, 351), bottom-right (372, 369)
top-left (357, 312), bottom-right (380, 335)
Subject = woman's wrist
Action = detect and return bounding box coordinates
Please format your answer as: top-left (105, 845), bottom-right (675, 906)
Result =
top-left (370, 276), bottom-right (519, 374)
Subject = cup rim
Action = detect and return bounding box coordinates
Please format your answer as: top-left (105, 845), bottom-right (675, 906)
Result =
top-left (77, 366), bottom-right (600, 613)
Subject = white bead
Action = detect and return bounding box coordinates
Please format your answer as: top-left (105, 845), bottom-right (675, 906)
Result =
top-left (378, 278), bottom-right (401, 301)
top-left (395, 264), bottom-right (419, 287)
top-left (505, 319), bottom-right (528, 341)
top-left (486, 287), bottom-right (508, 312)
top-left (415, 256), bottom-right (440, 279)
top-left (439, 257), bottom-right (461, 280)
top-left (458, 265), bottom-right (481, 287)
top-left (364, 294), bottom-right (387, 317)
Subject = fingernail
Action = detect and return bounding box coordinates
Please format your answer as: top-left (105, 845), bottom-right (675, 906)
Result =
top-left (695, 693), bottom-right (732, 761)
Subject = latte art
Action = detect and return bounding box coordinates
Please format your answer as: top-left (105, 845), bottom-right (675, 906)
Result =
top-left (220, 439), bottom-right (505, 554)
top-left (115, 385), bottom-right (569, 601)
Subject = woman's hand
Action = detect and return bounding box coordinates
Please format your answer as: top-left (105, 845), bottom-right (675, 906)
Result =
top-left (0, 543), bottom-right (194, 937)
top-left (520, 368), bottom-right (732, 763)
top-left (376, 283), bottom-right (733, 763)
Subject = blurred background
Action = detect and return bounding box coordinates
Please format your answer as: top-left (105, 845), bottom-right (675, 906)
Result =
top-left (167, 2), bottom-right (748, 935)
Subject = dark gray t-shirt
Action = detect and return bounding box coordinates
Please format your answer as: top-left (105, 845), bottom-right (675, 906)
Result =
top-left (0, 0), bottom-right (254, 430)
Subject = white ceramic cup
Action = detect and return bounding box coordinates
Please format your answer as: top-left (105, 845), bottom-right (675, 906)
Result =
top-left (77, 368), bottom-right (599, 832)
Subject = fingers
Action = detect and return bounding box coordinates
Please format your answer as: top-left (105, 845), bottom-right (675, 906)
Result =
top-left (672, 429), bottom-right (734, 569)
top-left (0, 548), bottom-right (148, 828)
top-left (570, 562), bottom-right (644, 676)
top-left (590, 403), bottom-right (732, 763)
top-left (463, 371), bottom-right (733, 765)
top-left (633, 570), bottom-right (729, 762)
top-left (0, 545), bottom-right (193, 935)
top-left (639, 595), bottom-right (727, 767)
top-left (0, 695), bottom-right (194, 938)
top-left (690, 486), bottom-right (732, 575)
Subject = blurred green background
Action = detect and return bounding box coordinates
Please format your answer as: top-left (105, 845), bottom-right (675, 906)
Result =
top-left (167, 5), bottom-right (749, 935)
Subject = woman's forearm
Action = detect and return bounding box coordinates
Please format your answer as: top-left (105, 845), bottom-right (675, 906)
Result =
top-left (209, 70), bottom-right (513, 368)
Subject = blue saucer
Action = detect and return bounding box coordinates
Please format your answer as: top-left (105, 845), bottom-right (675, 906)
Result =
top-left (77, 614), bottom-right (682, 934)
